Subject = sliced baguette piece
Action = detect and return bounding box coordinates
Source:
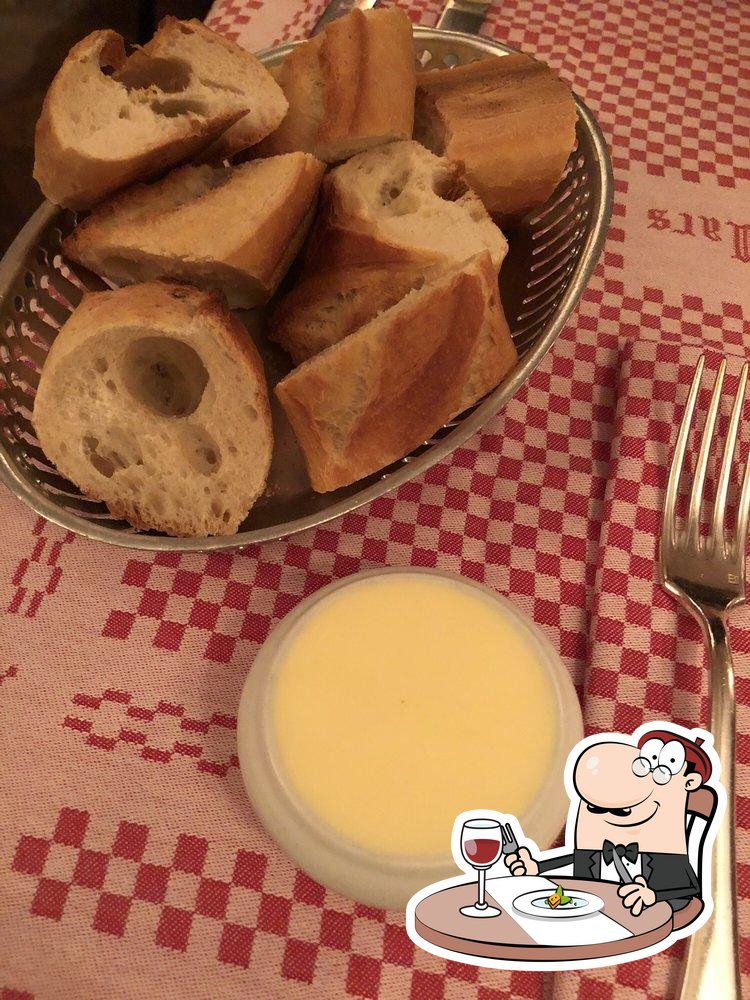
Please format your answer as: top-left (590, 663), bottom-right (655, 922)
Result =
top-left (305, 140), bottom-right (508, 271)
top-left (32, 282), bottom-right (273, 537)
top-left (34, 18), bottom-right (287, 209)
top-left (144, 17), bottom-right (287, 157)
top-left (275, 253), bottom-right (517, 493)
top-left (269, 264), bottom-right (439, 364)
top-left (63, 153), bottom-right (326, 308)
top-left (252, 7), bottom-right (415, 164)
top-left (415, 54), bottom-right (577, 220)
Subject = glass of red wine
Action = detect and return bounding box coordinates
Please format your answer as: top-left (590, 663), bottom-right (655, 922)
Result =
top-left (459, 818), bottom-right (503, 918)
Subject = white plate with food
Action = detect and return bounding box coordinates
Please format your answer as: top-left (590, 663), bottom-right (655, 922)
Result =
top-left (0, 11), bottom-right (612, 550)
top-left (513, 885), bottom-right (605, 919)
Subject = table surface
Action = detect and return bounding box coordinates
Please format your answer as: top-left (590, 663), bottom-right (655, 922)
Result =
top-left (413, 875), bottom-right (674, 964)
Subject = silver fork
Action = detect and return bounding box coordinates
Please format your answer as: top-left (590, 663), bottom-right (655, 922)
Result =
top-left (436, 2), bottom-right (491, 34)
top-left (499, 822), bottom-right (519, 856)
top-left (660, 354), bottom-right (744, 1000)
top-left (312, 0), bottom-right (381, 34)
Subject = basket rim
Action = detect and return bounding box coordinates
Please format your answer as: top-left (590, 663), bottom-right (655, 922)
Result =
top-left (0, 27), bottom-right (614, 553)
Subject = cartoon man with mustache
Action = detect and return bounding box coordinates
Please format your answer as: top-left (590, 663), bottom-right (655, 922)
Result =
top-left (505, 728), bottom-right (712, 914)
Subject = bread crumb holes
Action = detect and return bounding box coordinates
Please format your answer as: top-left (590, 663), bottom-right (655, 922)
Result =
top-left (181, 426), bottom-right (221, 476)
top-left (122, 337), bottom-right (208, 417)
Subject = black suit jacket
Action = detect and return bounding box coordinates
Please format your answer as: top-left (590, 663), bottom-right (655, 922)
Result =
top-left (538, 849), bottom-right (700, 910)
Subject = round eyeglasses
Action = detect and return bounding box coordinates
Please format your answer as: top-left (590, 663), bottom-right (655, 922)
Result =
top-left (632, 756), bottom-right (673, 783)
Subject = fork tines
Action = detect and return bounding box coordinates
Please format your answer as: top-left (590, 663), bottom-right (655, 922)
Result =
top-left (663, 355), bottom-right (750, 557)
top-left (501, 822), bottom-right (519, 854)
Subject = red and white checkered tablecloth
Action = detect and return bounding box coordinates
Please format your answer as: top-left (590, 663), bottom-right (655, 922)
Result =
top-left (1, 2), bottom-right (748, 998)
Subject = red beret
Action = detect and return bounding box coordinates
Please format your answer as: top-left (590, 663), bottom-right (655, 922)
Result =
top-left (637, 729), bottom-right (712, 782)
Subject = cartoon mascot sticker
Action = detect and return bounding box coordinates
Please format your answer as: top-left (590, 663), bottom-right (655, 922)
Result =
top-left (406, 722), bottom-right (724, 971)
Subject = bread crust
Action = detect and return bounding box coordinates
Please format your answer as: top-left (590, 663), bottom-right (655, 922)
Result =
top-left (34, 30), bottom-right (240, 209)
top-left (251, 37), bottom-right (326, 160)
top-left (415, 54), bottom-right (577, 220)
top-left (63, 153), bottom-right (325, 307)
top-left (274, 142), bottom-right (507, 367)
top-left (33, 281), bottom-right (273, 536)
top-left (258, 8), bottom-right (415, 163)
top-left (34, 19), bottom-right (284, 209)
top-left (301, 142), bottom-right (508, 273)
top-left (275, 254), bottom-right (517, 492)
top-left (269, 264), bottom-right (436, 364)
top-left (43, 281), bottom-right (269, 377)
top-left (316, 8), bottom-right (415, 160)
top-left (159, 17), bottom-right (289, 162)
top-left (223, 157), bottom-right (325, 299)
top-left (303, 178), bottom-right (446, 270)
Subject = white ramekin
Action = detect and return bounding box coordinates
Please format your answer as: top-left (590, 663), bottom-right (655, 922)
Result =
top-left (237, 567), bottom-right (583, 910)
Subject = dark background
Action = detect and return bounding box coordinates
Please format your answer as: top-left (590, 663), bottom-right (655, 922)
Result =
top-left (0, 0), bottom-right (211, 253)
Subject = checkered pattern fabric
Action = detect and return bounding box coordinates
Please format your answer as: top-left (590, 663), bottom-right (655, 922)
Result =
top-left (1, 1), bottom-right (748, 998)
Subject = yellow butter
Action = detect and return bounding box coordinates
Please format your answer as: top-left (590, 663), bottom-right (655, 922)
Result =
top-left (271, 573), bottom-right (558, 857)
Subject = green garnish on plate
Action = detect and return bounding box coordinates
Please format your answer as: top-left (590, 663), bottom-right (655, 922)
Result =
top-left (545, 884), bottom-right (573, 908)
top-left (555, 885), bottom-right (573, 905)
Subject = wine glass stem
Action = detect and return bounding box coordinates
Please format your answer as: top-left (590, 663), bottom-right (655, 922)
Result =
top-left (476, 867), bottom-right (487, 909)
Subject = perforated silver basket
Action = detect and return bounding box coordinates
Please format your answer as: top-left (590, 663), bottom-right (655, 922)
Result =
top-left (0, 28), bottom-right (613, 552)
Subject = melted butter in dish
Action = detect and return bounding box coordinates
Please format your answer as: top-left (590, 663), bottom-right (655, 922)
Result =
top-left (270, 573), bottom-right (558, 857)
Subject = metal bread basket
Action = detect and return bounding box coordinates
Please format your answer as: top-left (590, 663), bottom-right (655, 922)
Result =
top-left (0, 28), bottom-right (613, 552)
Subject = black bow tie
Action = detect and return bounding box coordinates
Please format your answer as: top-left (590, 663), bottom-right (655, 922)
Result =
top-left (602, 840), bottom-right (639, 864)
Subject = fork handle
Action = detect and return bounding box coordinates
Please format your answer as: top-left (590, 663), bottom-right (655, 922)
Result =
top-left (436, 2), bottom-right (490, 34)
top-left (676, 616), bottom-right (739, 999)
top-left (312, 0), bottom-right (381, 34)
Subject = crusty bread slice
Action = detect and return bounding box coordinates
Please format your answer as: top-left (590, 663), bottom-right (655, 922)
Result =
top-left (63, 152), bottom-right (325, 308)
top-left (251, 8), bottom-right (415, 164)
top-left (415, 54), bottom-right (577, 220)
top-left (32, 282), bottom-right (273, 537)
top-left (250, 36), bottom-right (325, 160)
top-left (275, 253), bottom-right (517, 493)
top-left (144, 17), bottom-right (287, 159)
top-left (272, 141), bottom-right (508, 361)
top-left (269, 264), bottom-right (438, 364)
top-left (305, 140), bottom-right (508, 271)
top-left (34, 18), bottom-right (287, 209)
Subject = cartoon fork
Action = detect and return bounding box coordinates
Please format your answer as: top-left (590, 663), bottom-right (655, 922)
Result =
top-left (499, 822), bottom-right (520, 858)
